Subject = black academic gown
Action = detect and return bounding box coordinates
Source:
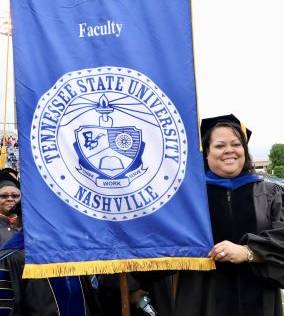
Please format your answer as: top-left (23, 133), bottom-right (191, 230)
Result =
top-left (175, 182), bottom-right (284, 316)
top-left (0, 216), bottom-right (17, 245)
top-left (98, 272), bottom-right (174, 316)
top-left (0, 231), bottom-right (103, 316)
top-left (131, 271), bottom-right (174, 316)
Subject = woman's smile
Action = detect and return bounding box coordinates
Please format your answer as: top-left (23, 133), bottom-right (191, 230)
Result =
top-left (207, 127), bottom-right (245, 178)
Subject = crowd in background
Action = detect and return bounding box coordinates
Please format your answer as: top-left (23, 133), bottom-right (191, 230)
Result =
top-left (0, 134), bottom-right (19, 170)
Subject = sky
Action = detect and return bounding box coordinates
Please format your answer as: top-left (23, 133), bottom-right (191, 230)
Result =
top-left (0, 0), bottom-right (283, 160)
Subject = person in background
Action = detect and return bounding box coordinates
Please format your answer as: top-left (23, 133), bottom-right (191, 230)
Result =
top-left (0, 208), bottom-right (104, 316)
top-left (130, 271), bottom-right (174, 316)
top-left (0, 171), bottom-right (21, 244)
top-left (175, 114), bottom-right (284, 316)
top-left (98, 272), bottom-right (173, 316)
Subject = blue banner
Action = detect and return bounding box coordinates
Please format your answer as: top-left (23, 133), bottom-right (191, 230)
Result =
top-left (11, 0), bottom-right (214, 277)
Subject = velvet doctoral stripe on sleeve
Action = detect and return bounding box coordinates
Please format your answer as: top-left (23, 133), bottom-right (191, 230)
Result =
top-left (242, 181), bottom-right (284, 288)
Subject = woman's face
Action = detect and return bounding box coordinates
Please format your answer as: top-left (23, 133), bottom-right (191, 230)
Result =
top-left (207, 127), bottom-right (245, 178)
top-left (0, 186), bottom-right (21, 216)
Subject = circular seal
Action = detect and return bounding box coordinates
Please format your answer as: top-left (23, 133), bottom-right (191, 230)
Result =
top-left (31, 67), bottom-right (187, 221)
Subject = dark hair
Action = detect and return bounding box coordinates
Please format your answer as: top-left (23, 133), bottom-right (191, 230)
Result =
top-left (202, 122), bottom-right (254, 173)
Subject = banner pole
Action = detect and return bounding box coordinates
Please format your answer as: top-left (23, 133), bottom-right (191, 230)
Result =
top-left (119, 273), bottom-right (131, 316)
top-left (189, 0), bottom-right (203, 152)
top-left (172, 271), bottom-right (179, 301)
top-left (0, 9), bottom-right (11, 169)
top-left (3, 32), bottom-right (10, 140)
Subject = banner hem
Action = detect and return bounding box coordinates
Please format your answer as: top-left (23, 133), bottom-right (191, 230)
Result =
top-left (23, 257), bottom-right (215, 278)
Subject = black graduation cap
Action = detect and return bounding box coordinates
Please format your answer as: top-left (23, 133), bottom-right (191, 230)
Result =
top-left (1, 168), bottom-right (18, 178)
top-left (200, 114), bottom-right (252, 142)
top-left (0, 171), bottom-right (20, 189)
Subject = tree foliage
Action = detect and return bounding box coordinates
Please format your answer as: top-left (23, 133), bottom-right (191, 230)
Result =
top-left (268, 144), bottom-right (284, 177)
top-left (273, 166), bottom-right (284, 178)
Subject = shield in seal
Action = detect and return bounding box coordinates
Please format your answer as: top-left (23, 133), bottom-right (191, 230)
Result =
top-left (74, 125), bottom-right (144, 183)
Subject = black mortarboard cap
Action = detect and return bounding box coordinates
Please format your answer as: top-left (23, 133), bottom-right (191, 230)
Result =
top-left (0, 171), bottom-right (20, 189)
top-left (200, 114), bottom-right (252, 142)
top-left (1, 168), bottom-right (18, 178)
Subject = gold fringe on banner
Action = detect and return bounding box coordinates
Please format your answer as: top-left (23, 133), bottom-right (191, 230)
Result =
top-left (23, 257), bottom-right (215, 279)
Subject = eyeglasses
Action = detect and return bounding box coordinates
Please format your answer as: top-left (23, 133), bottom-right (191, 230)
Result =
top-left (0, 194), bottom-right (21, 199)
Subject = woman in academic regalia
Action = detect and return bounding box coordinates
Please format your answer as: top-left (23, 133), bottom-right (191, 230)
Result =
top-left (0, 204), bottom-right (104, 316)
top-left (175, 114), bottom-right (284, 316)
top-left (0, 171), bottom-right (21, 244)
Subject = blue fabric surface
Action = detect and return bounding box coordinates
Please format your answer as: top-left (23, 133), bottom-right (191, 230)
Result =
top-left (50, 277), bottom-right (87, 316)
top-left (0, 231), bottom-right (24, 251)
top-left (11, 0), bottom-right (213, 267)
top-left (206, 171), bottom-right (262, 190)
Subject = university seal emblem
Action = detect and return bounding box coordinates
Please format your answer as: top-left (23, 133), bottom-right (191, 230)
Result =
top-left (31, 67), bottom-right (187, 220)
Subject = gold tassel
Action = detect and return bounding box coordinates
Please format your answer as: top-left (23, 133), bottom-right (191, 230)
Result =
top-left (23, 257), bottom-right (215, 279)
top-left (240, 122), bottom-right (247, 141)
